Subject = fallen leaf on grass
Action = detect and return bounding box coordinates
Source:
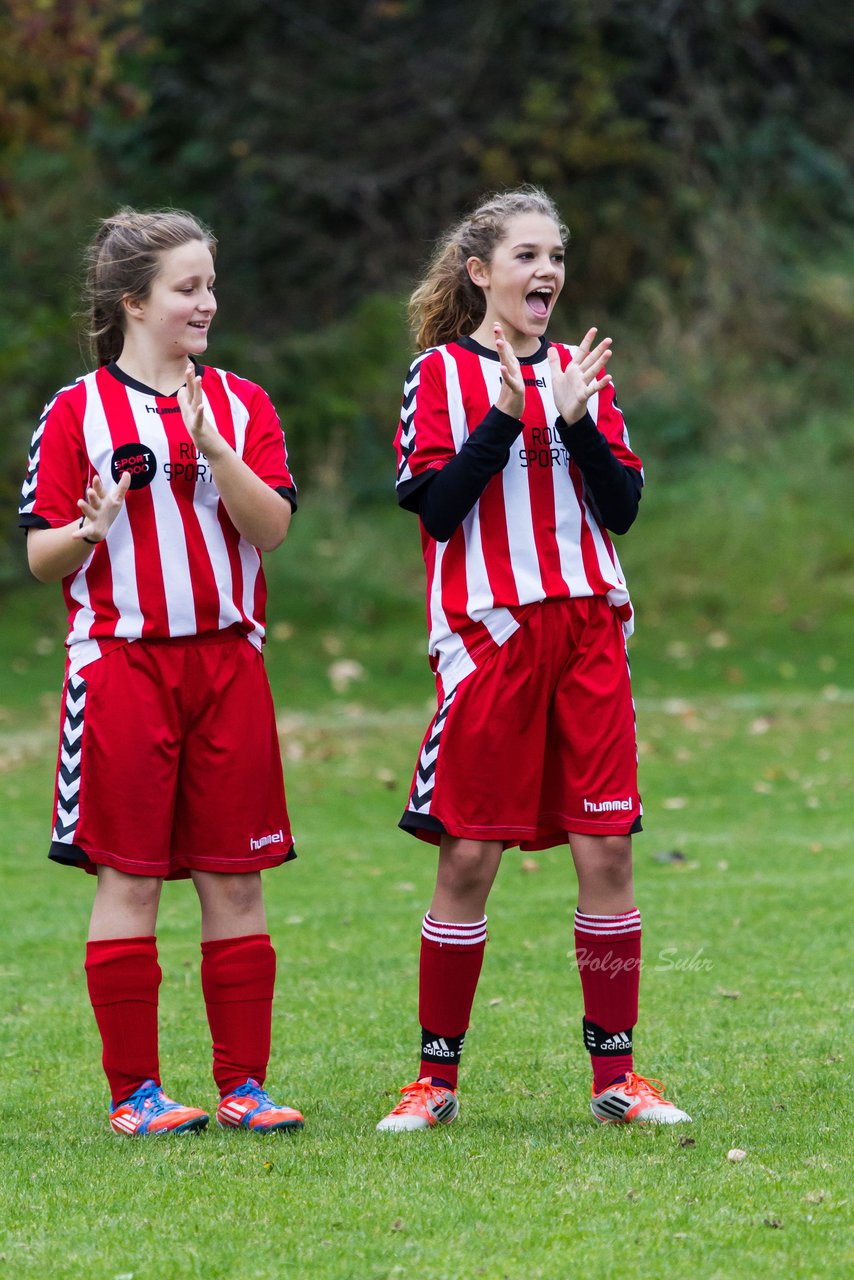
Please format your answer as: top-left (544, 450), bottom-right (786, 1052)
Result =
top-left (763, 1217), bottom-right (783, 1229)
top-left (390, 1218), bottom-right (405, 1232)
top-left (727, 1148), bottom-right (747, 1163)
top-left (717, 989), bottom-right (741, 1000)
top-left (521, 858), bottom-right (540, 873)
top-left (488, 998), bottom-right (503, 1007)
top-left (678, 1136), bottom-right (696, 1148)
top-left (327, 659), bottom-right (365, 693)
top-left (653, 850), bottom-right (686, 864)
top-left (663, 797), bottom-right (688, 809)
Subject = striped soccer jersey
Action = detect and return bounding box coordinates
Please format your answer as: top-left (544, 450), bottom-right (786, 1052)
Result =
top-left (19, 362), bottom-right (296, 674)
top-left (394, 335), bottom-right (643, 696)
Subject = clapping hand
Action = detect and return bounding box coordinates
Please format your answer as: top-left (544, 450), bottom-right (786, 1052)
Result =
top-left (494, 324), bottom-right (526, 420)
top-left (74, 472), bottom-right (131, 544)
top-left (178, 361), bottom-right (225, 460)
top-left (547, 328), bottom-right (613, 425)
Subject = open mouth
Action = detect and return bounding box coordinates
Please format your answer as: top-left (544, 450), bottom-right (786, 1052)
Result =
top-left (526, 288), bottom-right (553, 318)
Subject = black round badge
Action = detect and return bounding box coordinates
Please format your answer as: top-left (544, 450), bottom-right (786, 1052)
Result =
top-left (111, 443), bottom-right (157, 490)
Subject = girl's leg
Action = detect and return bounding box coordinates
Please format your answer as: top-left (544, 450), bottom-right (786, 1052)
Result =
top-left (85, 867), bottom-right (164, 1103)
top-left (193, 871), bottom-right (276, 1095)
top-left (418, 836), bottom-right (502, 1087)
top-left (569, 833), bottom-right (641, 1091)
top-left (378, 837), bottom-right (501, 1130)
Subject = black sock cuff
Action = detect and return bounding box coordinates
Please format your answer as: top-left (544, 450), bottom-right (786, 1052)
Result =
top-left (420, 1027), bottom-right (466, 1066)
top-left (583, 1017), bottom-right (634, 1055)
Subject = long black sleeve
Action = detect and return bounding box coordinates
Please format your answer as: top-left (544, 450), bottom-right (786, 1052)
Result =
top-left (555, 411), bottom-right (642, 534)
top-left (397, 406), bottom-right (524, 542)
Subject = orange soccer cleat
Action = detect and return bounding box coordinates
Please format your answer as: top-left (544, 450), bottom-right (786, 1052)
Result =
top-left (376, 1076), bottom-right (459, 1132)
top-left (216, 1079), bottom-right (304, 1132)
top-left (590, 1071), bottom-right (692, 1124)
top-left (109, 1080), bottom-right (209, 1136)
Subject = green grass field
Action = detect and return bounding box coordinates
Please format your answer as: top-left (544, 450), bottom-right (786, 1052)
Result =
top-left (1, 462), bottom-right (852, 1280)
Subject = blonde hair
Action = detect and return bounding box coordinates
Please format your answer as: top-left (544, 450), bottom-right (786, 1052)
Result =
top-left (409, 186), bottom-right (568, 350)
top-left (82, 207), bottom-right (217, 365)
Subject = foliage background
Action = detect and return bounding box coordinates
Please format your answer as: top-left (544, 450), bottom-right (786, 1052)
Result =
top-left (2, 0), bottom-right (852, 576)
top-left (1, 5), bottom-right (853, 1277)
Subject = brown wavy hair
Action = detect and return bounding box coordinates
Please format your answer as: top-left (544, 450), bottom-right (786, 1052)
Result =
top-left (82, 207), bottom-right (217, 366)
top-left (409, 186), bottom-right (568, 350)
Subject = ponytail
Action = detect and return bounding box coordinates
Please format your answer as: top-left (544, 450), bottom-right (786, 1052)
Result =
top-left (409, 186), bottom-right (568, 350)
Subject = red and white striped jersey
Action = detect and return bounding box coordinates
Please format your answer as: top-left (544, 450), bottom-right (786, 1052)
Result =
top-left (394, 336), bottom-right (642, 696)
top-left (19, 362), bottom-right (296, 674)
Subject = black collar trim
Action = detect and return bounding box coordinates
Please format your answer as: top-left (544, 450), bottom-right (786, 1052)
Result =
top-left (105, 356), bottom-right (202, 399)
top-left (456, 335), bottom-right (550, 365)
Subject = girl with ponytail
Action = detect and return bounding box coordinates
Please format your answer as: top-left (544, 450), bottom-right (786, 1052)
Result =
top-left (378, 187), bottom-right (691, 1133)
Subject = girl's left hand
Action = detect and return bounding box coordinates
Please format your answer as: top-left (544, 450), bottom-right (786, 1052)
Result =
top-left (178, 361), bottom-right (226, 459)
top-left (547, 328), bottom-right (613, 424)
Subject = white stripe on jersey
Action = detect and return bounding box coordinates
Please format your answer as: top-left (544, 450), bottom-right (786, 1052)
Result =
top-left (80, 387), bottom-right (146, 637)
top-left (426, 542), bottom-right (477, 690)
top-left (477, 354), bottom-right (545, 604)
top-left (221, 374), bottom-right (265, 639)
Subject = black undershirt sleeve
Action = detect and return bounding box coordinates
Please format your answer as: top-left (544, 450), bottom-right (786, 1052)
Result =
top-left (398, 407), bottom-right (642, 542)
top-left (397, 406), bottom-right (524, 542)
top-left (555, 411), bottom-right (642, 535)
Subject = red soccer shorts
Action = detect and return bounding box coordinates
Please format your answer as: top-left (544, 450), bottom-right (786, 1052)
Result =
top-left (50, 630), bottom-right (294, 878)
top-left (400, 597), bottom-right (641, 850)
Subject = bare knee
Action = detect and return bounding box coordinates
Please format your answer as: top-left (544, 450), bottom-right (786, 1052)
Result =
top-left (594, 836), bottom-right (634, 892)
top-left (193, 870), bottom-right (266, 941)
top-left (435, 839), bottom-right (502, 904)
top-left (570, 833), bottom-right (634, 910)
top-left (97, 867), bottom-right (162, 912)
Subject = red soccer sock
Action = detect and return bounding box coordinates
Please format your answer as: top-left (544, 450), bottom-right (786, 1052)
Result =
top-left (418, 914), bottom-right (488, 1089)
top-left (574, 908), bottom-right (642, 1093)
top-left (200, 933), bottom-right (276, 1097)
top-left (84, 935), bottom-right (161, 1105)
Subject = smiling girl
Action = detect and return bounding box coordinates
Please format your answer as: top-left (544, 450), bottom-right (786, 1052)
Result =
top-left (18, 208), bottom-right (305, 1136)
top-left (378, 187), bottom-right (690, 1131)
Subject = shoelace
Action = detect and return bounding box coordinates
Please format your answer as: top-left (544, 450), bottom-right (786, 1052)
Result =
top-left (128, 1083), bottom-right (177, 1117)
top-left (620, 1073), bottom-right (669, 1102)
top-left (230, 1081), bottom-right (275, 1110)
top-left (389, 1079), bottom-right (450, 1115)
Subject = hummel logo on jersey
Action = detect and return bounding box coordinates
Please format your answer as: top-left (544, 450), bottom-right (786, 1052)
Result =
top-left (423, 1038), bottom-right (456, 1059)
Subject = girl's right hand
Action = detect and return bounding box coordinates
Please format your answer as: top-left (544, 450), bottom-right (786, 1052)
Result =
top-left (494, 324), bottom-right (526, 420)
top-left (74, 471), bottom-right (131, 544)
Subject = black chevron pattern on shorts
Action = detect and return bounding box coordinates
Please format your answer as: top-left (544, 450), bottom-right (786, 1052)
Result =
top-left (396, 348), bottom-right (436, 483)
top-left (407, 687), bottom-right (457, 814)
top-left (52, 674), bottom-right (87, 844)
